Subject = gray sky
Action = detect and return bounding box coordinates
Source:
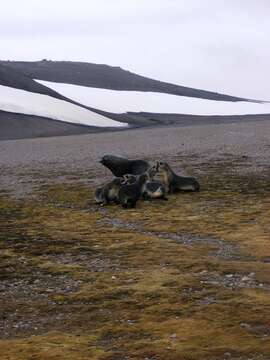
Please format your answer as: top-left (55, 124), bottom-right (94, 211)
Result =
top-left (1, 0), bottom-right (270, 100)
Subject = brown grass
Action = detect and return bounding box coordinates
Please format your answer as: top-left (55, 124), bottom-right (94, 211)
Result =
top-left (0, 164), bottom-right (270, 359)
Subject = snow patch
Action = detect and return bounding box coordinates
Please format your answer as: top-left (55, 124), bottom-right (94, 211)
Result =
top-left (37, 80), bottom-right (270, 116)
top-left (0, 85), bottom-right (127, 128)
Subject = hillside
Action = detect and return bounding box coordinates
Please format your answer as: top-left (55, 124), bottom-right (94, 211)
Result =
top-left (0, 60), bottom-right (254, 102)
top-left (1, 60), bottom-right (269, 141)
top-left (0, 64), bottom-right (130, 139)
top-left (0, 63), bottom-right (63, 99)
top-left (0, 110), bottom-right (103, 140)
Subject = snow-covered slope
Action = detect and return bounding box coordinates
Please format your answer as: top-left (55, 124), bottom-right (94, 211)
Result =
top-left (0, 85), bottom-right (127, 128)
top-left (38, 81), bottom-right (270, 116)
top-left (0, 60), bottom-right (251, 102)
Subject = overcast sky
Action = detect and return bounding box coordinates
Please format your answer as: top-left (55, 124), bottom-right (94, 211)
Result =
top-left (1, 0), bottom-right (269, 100)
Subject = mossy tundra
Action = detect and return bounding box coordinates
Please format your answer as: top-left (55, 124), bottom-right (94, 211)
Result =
top-left (0, 160), bottom-right (269, 360)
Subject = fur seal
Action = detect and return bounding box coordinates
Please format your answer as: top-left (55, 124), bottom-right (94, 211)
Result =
top-left (142, 181), bottom-right (168, 200)
top-left (94, 186), bottom-right (106, 205)
top-left (123, 167), bottom-right (168, 201)
top-left (118, 173), bottom-right (148, 208)
top-left (100, 155), bottom-right (150, 177)
top-left (94, 177), bottom-right (123, 205)
top-left (156, 161), bottom-right (200, 193)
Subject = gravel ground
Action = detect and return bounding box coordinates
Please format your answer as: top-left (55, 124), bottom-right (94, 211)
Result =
top-left (0, 119), bottom-right (270, 196)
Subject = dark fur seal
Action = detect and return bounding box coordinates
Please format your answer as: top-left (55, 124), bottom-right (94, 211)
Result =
top-left (118, 173), bottom-right (148, 208)
top-left (100, 155), bottom-right (150, 177)
top-left (94, 187), bottom-right (106, 205)
top-left (142, 181), bottom-right (168, 200)
top-left (156, 161), bottom-right (200, 193)
top-left (123, 167), bottom-right (168, 201)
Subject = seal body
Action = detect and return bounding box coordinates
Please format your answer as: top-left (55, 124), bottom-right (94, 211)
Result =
top-left (123, 167), bottom-right (167, 201)
top-left (94, 187), bottom-right (106, 205)
top-left (142, 165), bottom-right (168, 200)
top-left (157, 161), bottom-right (200, 193)
top-left (142, 181), bottom-right (168, 200)
top-left (118, 173), bottom-right (148, 208)
top-left (100, 155), bottom-right (150, 177)
top-left (94, 177), bottom-right (123, 205)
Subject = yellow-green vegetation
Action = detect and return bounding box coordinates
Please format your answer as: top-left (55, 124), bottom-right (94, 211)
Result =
top-left (0, 166), bottom-right (270, 359)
